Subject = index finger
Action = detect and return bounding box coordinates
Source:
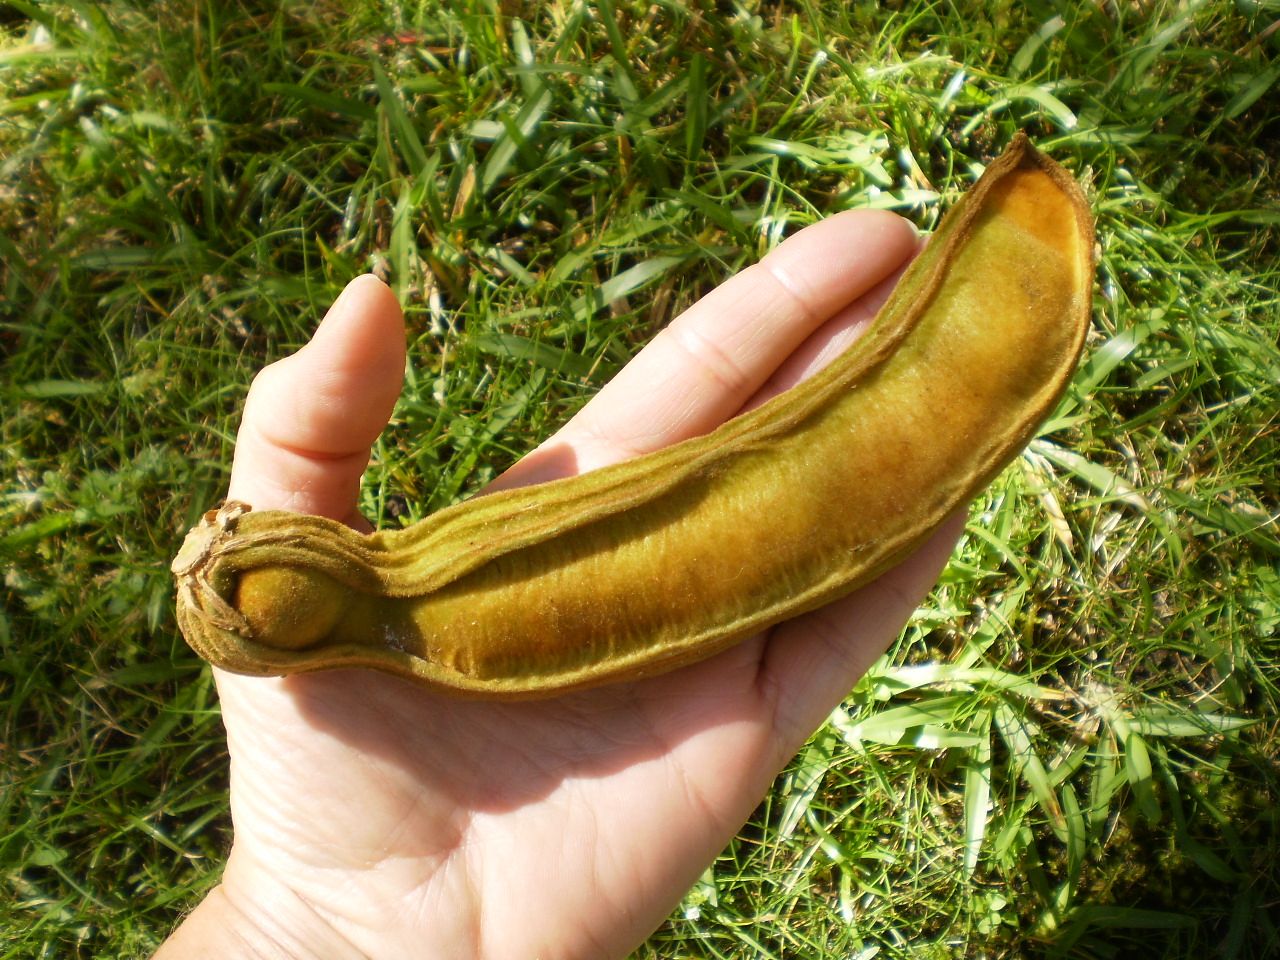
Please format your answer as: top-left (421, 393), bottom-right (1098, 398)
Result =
top-left (489, 210), bottom-right (917, 491)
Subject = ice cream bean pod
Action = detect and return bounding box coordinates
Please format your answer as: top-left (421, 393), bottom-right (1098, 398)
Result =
top-left (172, 134), bottom-right (1094, 699)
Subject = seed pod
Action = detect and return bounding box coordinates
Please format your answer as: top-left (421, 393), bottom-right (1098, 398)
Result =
top-left (173, 134), bottom-right (1094, 699)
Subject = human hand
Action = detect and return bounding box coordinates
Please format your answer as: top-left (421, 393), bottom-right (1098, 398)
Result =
top-left (157, 210), bottom-right (963, 960)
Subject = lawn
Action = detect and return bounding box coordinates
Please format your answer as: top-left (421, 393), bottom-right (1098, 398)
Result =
top-left (2, 1), bottom-right (1278, 957)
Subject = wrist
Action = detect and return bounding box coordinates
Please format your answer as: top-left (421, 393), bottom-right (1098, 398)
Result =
top-left (155, 848), bottom-right (365, 960)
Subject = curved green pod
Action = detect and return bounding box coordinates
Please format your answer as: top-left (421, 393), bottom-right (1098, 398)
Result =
top-left (172, 134), bottom-right (1094, 699)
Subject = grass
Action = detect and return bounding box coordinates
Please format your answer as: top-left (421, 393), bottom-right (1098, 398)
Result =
top-left (2, 0), bottom-right (1278, 956)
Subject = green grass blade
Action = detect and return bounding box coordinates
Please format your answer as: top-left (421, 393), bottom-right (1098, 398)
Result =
top-left (963, 711), bottom-right (993, 876)
top-left (372, 60), bottom-right (428, 175)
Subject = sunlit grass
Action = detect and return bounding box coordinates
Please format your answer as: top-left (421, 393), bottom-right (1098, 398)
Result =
top-left (2, 2), bottom-right (1277, 957)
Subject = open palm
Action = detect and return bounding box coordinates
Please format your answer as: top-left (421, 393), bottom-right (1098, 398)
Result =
top-left (163, 211), bottom-right (963, 959)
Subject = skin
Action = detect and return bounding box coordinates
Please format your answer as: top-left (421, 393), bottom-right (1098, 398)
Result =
top-left (156, 210), bottom-right (964, 960)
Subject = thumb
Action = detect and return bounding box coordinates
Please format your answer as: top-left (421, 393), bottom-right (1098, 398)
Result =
top-left (227, 275), bottom-right (405, 527)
